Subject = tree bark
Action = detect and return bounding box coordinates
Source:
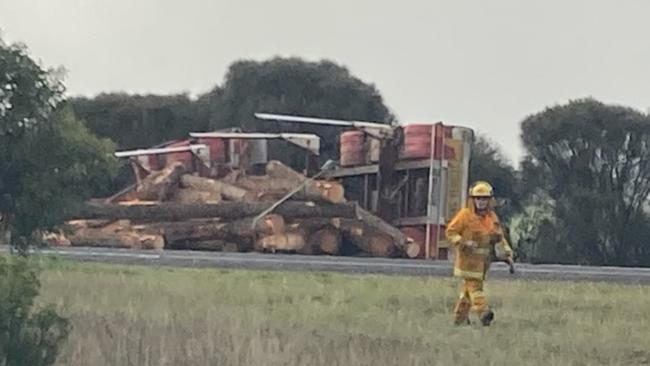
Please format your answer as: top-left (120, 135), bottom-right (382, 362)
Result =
top-left (135, 217), bottom-right (279, 246)
top-left (257, 214), bottom-right (285, 235)
top-left (339, 219), bottom-right (398, 257)
top-left (181, 174), bottom-right (254, 202)
top-left (68, 228), bottom-right (164, 250)
top-left (265, 160), bottom-right (307, 182)
top-left (173, 188), bottom-right (222, 204)
top-left (356, 206), bottom-right (407, 250)
top-left (286, 218), bottom-right (337, 233)
top-left (75, 201), bottom-right (357, 221)
top-left (166, 239), bottom-right (241, 252)
top-left (136, 162), bottom-right (185, 201)
top-left (159, 218), bottom-right (257, 244)
top-left (255, 231), bottom-right (306, 252)
top-left (63, 219), bottom-right (115, 232)
top-left (236, 176), bottom-right (344, 203)
top-left (265, 160), bottom-right (345, 203)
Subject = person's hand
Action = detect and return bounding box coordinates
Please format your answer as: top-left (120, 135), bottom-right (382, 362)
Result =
top-left (463, 240), bottom-right (478, 249)
top-left (489, 233), bottom-right (502, 244)
top-left (505, 256), bottom-right (516, 274)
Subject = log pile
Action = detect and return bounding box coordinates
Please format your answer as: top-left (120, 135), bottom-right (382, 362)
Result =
top-left (48, 160), bottom-right (411, 258)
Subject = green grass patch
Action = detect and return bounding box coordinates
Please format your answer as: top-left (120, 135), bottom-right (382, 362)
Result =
top-left (34, 257), bottom-right (650, 366)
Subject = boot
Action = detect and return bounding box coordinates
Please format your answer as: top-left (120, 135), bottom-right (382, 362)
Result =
top-left (480, 309), bottom-right (494, 326)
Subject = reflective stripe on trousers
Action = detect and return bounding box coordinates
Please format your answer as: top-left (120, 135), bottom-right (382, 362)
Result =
top-left (453, 267), bottom-right (485, 280)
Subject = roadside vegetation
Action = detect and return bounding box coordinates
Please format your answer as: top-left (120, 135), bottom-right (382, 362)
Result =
top-left (36, 258), bottom-right (650, 366)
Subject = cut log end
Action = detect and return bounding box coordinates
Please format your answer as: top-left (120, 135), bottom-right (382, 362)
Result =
top-left (256, 231), bottom-right (306, 253)
top-left (406, 241), bottom-right (421, 259)
top-left (311, 226), bottom-right (341, 255)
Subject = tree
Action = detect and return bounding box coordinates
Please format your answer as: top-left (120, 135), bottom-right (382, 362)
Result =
top-left (519, 98), bottom-right (650, 266)
top-left (0, 38), bottom-right (118, 242)
top-left (206, 57), bottom-right (395, 168)
top-left (0, 257), bottom-right (70, 366)
top-left (71, 93), bottom-right (207, 150)
top-left (0, 40), bottom-right (63, 139)
top-left (468, 134), bottom-right (523, 223)
top-left (70, 93), bottom-right (213, 193)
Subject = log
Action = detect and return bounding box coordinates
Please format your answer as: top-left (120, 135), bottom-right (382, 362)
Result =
top-left (265, 160), bottom-right (306, 182)
top-left (310, 225), bottom-right (341, 255)
top-left (286, 219), bottom-right (342, 255)
top-left (265, 160), bottom-right (345, 203)
top-left (131, 218), bottom-right (221, 235)
top-left (405, 241), bottom-right (421, 259)
top-left (236, 176), bottom-right (344, 203)
top-left (286, 218), bottom-right (337, 233)
top-left (69, 230), bottom-right (135, 249)
top-left (97, 219), bottom-right (132, 233)
top-left (256, 231), bottom-right (306, 252)
top-left (117, 200), bottom-right (159, 206)
top-left (173, 188), bottom-right (222, 204)
top-left (161, 219), bottom-right (256, 244)
top-left (75, 201), bottom-right (357, 221)
top-left (339, 219), bottom-right (398, 257)
top-left (258, 214), bottom-right (285, 235)
top-left (148, 214), bottom-right (284, 247)
top-left (355, 206), bottom-right (407, 249)
top-left (166, 239), bottom-right (240, 251)
top-left (68, 228), bottom-right (164, 250)
top-left (42, 231), bottom-right (71, 247)
top-left (313, 181), bottom-right (345, 203)
top-left (63, 219), bottom-right (132, 237)
top-left (367, 234), bottom-right (396, 257)
top-left (136, 162), bottom-right (185, 201)
top-left (168, 239), bottom-right (225, 251)
top-left (180, 175), bottom-right (254, 202)
top-left (64, 219), bottom-right (114, 231)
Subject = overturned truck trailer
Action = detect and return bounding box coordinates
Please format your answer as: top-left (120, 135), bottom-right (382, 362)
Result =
top-left (256, 113), bottom-right (474, 260)
top-left (54, 116), bottom-right (472, 260)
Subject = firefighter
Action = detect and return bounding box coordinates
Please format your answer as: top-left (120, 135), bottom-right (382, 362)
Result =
top-left (446, 181), bottom-right (513, 326)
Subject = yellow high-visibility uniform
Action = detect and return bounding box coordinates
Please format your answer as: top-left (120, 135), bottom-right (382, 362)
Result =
top-left (446, 184), bottom-right (512, 324)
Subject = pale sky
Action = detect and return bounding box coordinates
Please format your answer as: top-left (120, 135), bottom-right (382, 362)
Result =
top-left (1, 0), bottom-right (649, 164)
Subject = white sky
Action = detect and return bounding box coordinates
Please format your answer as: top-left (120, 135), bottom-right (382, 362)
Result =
top-left (1, 0), bottom-right (649, 164)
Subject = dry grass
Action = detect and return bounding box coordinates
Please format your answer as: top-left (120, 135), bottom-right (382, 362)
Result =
top-left (35, 257), bottom-right (650, 366)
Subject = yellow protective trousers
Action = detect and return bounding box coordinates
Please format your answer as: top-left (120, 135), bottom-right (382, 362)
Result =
top-left (453, 278), bottom-right (489, 323)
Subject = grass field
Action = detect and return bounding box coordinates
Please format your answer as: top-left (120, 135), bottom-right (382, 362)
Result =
top-left (34, 257), bottom-right (650, 366)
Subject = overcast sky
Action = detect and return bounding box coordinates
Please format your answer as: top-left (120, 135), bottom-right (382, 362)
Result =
top-left (1, 0), bottom-right (649, 163)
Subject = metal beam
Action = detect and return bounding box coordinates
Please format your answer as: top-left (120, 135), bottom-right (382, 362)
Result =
top-left (254, 113), bottom-right (395, 139)
top-left (189, 132), bottom-right (315, 139)
top-left (189, 132), bottom-right (320, 155)
top-left (324, 159), bottom-right (441, 178)
top-left (114, 144), bottom-right (208, 158)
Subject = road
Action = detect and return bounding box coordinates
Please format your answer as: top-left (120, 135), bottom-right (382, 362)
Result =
top-left (5, 246), bottom-right (650, 284)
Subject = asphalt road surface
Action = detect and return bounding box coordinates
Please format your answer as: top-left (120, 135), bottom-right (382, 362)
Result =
top-left (4, 246), bottom-right (650, 284)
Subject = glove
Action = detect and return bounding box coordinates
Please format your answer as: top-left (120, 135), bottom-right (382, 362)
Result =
top-left (489, 233), bottom-right (503, 245)
top-left (505, 256), bottom-right (516, 274)
top-left (462, 240), bottom-right (478, 249)
top-left (494, 241), bottom-right (512, 260)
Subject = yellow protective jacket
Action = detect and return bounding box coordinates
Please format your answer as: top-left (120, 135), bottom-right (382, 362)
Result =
top-left (446, 204), bottom-right (512, 280)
